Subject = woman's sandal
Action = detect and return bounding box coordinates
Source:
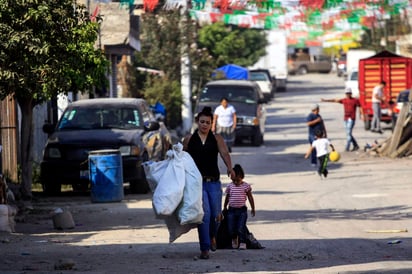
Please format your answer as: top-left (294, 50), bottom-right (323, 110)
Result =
top-left (199, 251), bottom-right (210, 259)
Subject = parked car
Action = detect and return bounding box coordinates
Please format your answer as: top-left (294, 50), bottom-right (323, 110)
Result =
top-left (193, 80), bottom-right (267, 146)
top-left (391, 89), bottom-right (411, 131)
top-left (40, 98), bottom-right (171, 195)
top-left (249, 69), bottom-right (276, 100)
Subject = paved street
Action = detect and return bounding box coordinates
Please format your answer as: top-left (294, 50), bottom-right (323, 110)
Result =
top-left (1, 73), bottom-right (412, 274)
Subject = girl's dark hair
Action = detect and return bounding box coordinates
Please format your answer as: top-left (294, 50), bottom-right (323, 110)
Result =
top-left (196, 106), bottom-right (213, 121)
top-left (233, 164), bottom-right (245, 179)
top-left (220, 97), bottom-right (228, 102)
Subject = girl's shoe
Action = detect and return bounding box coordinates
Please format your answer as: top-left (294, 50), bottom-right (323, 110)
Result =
top-left (239, 243), bottom-right (247, 250)
top-left (232, 237), bottom-right (239, 249)
top-left (210, 237), bottom-right (217, 252)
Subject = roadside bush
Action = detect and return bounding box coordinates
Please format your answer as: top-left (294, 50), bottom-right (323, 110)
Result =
top-left (143, 77), bottom-right (182, 129)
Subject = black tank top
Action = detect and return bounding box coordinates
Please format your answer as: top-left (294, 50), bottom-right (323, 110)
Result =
top-left (187, 129), bottom-right (220, 178)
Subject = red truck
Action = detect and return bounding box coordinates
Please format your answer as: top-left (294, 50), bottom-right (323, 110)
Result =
top-left (358, 50), bottom-right (412, 130)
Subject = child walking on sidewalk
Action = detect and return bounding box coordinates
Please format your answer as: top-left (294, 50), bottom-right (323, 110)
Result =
top-left (304, 129), bottom-right (335, 178)
top-left (223, 164), bottom-right (255, 249)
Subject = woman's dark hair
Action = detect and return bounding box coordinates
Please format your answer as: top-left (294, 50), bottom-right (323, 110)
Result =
top-left (220, 97), bottom-right (228, 102)
top-left (233, 164), bottom-right (245, 179)
top-left (196, 106), bottom-right (213, 121)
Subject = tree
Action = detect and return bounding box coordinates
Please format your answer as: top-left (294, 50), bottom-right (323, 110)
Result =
top-left (359, 13), bottom-right (411, 52)
top-left (136, 16), bottom-right (267, 125)
top-left (197, 22), bottom-right (267, 68)
top-left (0, 0), bottom-right (109, 199)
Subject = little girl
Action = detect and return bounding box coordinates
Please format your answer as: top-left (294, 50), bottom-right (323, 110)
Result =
top-left (223, 164), bottom-right (255, 249)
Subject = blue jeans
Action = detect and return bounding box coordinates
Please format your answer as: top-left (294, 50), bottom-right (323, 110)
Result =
top-left (198, 181), bottom-right (222, 252)
top-left (308, 134), bottom-right (317, 165)
top-left (344, 118), bottom-right (358, 151)
top-left (371, 102), bottom-right (381, 130)
top-left (227, 206), bottom-right (248, 243)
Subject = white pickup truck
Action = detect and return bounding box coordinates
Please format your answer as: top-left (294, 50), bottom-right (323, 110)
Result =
top-left (344, 49), bottom-right (376, 98)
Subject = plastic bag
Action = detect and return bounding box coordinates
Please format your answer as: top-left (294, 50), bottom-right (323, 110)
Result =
top-left (143, 143), bottom-right (203, 242)
top-left (178, 152), bottom-right (203, 225)
top-left (152, 146), bottom-right (185, 216)
top-left (143, 160), bottom-right (170, 192)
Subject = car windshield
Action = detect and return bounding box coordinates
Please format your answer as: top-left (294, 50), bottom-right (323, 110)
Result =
top-left (58, 107), bottom-right (142, 130)
top-left (350, 71), bottom-right (358, 81)
top-left (250, 73), bottom-right (269, 81)
top-left (199, 86), bottom-right (257, 104)
top-left (398, 90), bottom-right (410, 102)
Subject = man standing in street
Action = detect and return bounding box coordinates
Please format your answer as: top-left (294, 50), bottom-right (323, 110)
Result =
top-left (321, 88), bottom-right (363, 152)
top-left (370, 81), bottom-right (386, 134)
top-left (306, 104), bottom-right (327, 167)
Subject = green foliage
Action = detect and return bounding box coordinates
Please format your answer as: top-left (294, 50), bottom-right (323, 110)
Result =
top-left (0, 0), bottom-right (109, 103)
top-left (140, 10), bottom-right (182, 82)
top-left (143, 78), bottom-right (182, 129)
top-left (137, 14), bottom-right (267, 129)
top-left (359, 14), bottom-right (411, 53)
top-left (197, 22), bottom-right (267, 68)
top-left (0, 0), bottom-right (109, 196)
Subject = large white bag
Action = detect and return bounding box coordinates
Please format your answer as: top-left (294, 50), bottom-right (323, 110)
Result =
top-left (143, 159), bottom-right (170, 192)
top-left (143, 143), bottom-right (204, 242)
top-left (178, 152), bottom-right (203, 225)
top-left (152, 145), bottom-right (185, 216)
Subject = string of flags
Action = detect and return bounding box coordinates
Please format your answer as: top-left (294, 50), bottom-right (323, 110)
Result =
top-left (96, 0), bottom-right (412, 47)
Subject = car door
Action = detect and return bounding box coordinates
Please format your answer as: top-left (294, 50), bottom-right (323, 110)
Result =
top-left (317, 55), bottom-right (332, 72)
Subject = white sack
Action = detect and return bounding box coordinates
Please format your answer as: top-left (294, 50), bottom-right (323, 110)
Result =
top-left (178, 151), bottom-right (203, 225)
top-left (143, 143), bottom-right (204, 242)
top-left (143, 159), bottom-right (170, 192)
top-left (152, 143), bottom-right (186, 216)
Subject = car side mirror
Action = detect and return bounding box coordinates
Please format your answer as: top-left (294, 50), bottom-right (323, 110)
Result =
top-left (144, 121), bottom-right (160, 131)
top-left (42, 123), bottom-right (55, 134)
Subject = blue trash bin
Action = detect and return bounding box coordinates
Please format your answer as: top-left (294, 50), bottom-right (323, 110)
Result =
top-left (89, 149), bottom-right (124, 203)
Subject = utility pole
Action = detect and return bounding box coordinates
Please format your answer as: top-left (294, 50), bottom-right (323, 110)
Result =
top-left (180, 1), bottom-right (192, 135)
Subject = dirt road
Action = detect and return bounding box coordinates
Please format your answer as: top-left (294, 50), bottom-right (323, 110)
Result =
top-left (1, 74), bottom-right (411, 274)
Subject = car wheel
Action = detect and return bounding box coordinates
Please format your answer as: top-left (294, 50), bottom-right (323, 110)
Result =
top-left (252, 131), bottom-right (263, 146)
top-left (298, 66), bottom-right (308, 75)
top-left (72, 180), bottom-right (90, 193)
top-left (129, 153), bottom-right (150, 194)
top-left (42, 181), bottom-right (61, 196)
top-left (129, 179), bottom-right (150, 194)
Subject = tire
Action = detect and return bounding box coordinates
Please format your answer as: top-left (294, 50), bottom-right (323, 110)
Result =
top-left (129, 153), bottom-right (150, 194)
top-left (298, 66), bottom-right (308, 75)
top-left (129, 179), bottom-right (150, 194)
top-left (252, 131), bottom-right (263, 146)
top-left (72, 180), bottom-right (90, 193)
top-left (42, 181), bottom-right (61, 196)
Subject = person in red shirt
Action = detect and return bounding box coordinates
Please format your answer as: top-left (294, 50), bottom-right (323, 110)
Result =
top-left (321, 88), bottom-right (364, 151)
